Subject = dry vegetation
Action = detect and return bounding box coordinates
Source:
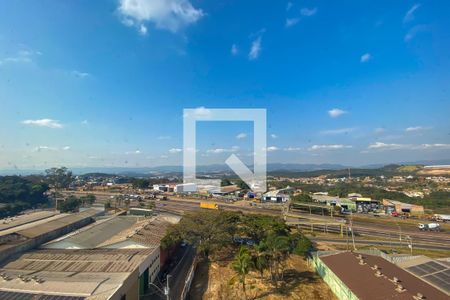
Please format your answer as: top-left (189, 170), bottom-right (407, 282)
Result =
top-left (189, 254), bottom-right (336, 300)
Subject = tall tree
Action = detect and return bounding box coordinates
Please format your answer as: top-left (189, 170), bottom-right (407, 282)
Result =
top-left (45, 167), bottom-right (73, 190)
top-left (232, 246), bottom-right (253, 300)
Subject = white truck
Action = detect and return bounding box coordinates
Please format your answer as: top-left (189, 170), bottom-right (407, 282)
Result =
top-left (433, 214), bottom-right (450, 222)
top-left (418, 223), bottom-right (441, 231)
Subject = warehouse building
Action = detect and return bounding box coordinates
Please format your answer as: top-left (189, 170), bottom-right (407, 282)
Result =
top-left (311, 250), bottom-right (448, 300)
top-left (382, 199), bottom-right (424, 215)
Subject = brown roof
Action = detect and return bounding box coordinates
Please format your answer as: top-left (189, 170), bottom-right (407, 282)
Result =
top-left (1, 248), bottom-right (155, 273)
top-left (320, 252), bottom-right (448, 300)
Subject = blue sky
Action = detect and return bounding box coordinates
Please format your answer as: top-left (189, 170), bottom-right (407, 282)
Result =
top-left (0, 0), bottom-right (450, 169)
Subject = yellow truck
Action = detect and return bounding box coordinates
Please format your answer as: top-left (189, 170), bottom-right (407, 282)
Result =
top-left (200, 202), bottom-right (219, 210)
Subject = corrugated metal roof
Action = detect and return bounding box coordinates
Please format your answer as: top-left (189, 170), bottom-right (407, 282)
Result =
top-left (43, 216), bottom-right (138, 249)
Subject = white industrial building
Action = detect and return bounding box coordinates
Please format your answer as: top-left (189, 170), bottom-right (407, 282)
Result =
top-left (174, 183), bottom-right (197, 193)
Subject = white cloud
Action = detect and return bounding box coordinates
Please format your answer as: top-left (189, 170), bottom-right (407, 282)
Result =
top-left (33, 146), bottom-right (58, 152)
top-left (360, 53), bottom-right (371, 63)
top-left (139, 24), bottom-right (148, 35)
top-left (320, 128), bottom-right (355, 135)
top-left (286, 2), bottom-right (293, 11)
top-left (404, 25), bottom-right (428, 42)
top-left (160, 155), bottom-right (169, 159)
top-left (284, 147), bottom-right (302, 151)
top-left (309, 144), bottom-right (352, 151)
top-left (125, 150), bottom-right (142, 154)
top-left (22, 118), bottom-right (63, 129)
top-left (249, 36), bottom-right (262, 60)
top-left (328, 108), bottom-right (347, 118)
top-left (72, 70), bottom-right (91, 78)
top-left (81, 120), bottom-right (89, 125)
top-left (271, 134), bottom-right (278, 139)
top-left (403, 3), bottom-right (421, 23)
top-left (62, 146), bottom-right (71, 151)
top-left (285, 18), bottom-right (300, 28)
top-left (0, 49), bottom-right (38, 66)
top-left (231, 44), bottom-right (238, 56)
top-left (118, 0), bottom-right (204, 33)
top-left (405, 126), bottom-right (430, 132)
top-left (300, 7), bottom-right (317, 17)
top-left (169, 148), bottom-right (182, 153)
top-left (368, 142), bottom-right (450, 151)
top-left (207, 146), bottom-right (239, 154)
top-left (236, 133), bottom-right (247, 139)
top-left (266, 146), bottom-right (279, 152)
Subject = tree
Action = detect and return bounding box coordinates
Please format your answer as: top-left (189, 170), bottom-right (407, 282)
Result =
top-left (236, 179), bottom-right (250, 190)
top-left (131, 178), bottom-right (150, 189)
top-left (59, 195), bottom-right (81, 213)
top-left (292, 193), bottom-right (313, 203)
top-left (80, 194), bottom-right (96, 206)
top-left (45, 167), bottom-right (73, 190)
top-left (232, 246), bottom-right (253, 300)
top-left (291, 233), bottom-right (312, 257)
top-left (161, 210), bottom-right (239, 259)
top-left (264, 234), bottom-right (291, 285)
top-left (252, 241), bottom-right (269, 279)
top-left (221, 178), bottom-right (232, 187)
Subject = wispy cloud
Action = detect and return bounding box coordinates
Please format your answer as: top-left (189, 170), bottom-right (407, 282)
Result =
top-left (286, 2), bottom-right (293, 11)
top-left (33, 145), bottom-right (70, 152)
top-left (72, 70), bottom-right (91, 78)
top-left (284, 147), bottom-right (302, 151)
top-left (360, 53), bottom-right (371, 63)
top-left (184, 106), bottom-right (212, 119)
top-left (0, 49), bottom-right (40, 66)
top-left (405, 126), bottom-right (431, 132)
top-left (207, 146), bottom-right (239, 154)
top-left (231, 44), bottom-right (238, 56)
top-left (368, 142), bottom-right (450, 151)
top-left (320, 128), bottom-right (355, 135)
top-left (22, 118), bottom-right (63, 129)
top-left (328, 108), bottom-right (347, 118)
top-left (404, 24), bottom-right (428, 42)
top-left (126, 150), bottom-right (142, 154)
top-left (285, 18), bottom-right (300, 28)
top-left (300, 7), bottom-right (317, 17)
top-left (309, 144), bottom-right (352, 151)
top-left (374, 127), bottom-right (385, 134)
top-left (249, 36), bottom-right (262, 60)
top-left (169, 148), bottom-right (182, 153)
top-left (403, 3), bottom-right (421, 23)
top-left (236, 133), bottom-right (247, 139)
top-left (271, 134), bottom-right (278, 139)
top-left (118, 0), bottom-right (204, 34)
top-left (266, 146), bottom-right (279, 152)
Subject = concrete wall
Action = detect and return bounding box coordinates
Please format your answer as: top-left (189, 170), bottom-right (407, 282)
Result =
top-left (310, 254), bottom-right (359, 300)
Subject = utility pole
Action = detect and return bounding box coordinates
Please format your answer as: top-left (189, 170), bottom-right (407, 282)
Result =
top-left (166, 274), bottom-right (171, 300)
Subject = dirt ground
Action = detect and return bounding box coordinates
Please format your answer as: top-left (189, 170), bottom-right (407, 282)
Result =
top-left (188, 254), bottom-right (336, 300)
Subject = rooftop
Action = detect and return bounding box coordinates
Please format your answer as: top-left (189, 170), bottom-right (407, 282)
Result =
top-left (0, 248), bottom-right (155, 298)
top-left (320, 251), bottom-right (448, 300)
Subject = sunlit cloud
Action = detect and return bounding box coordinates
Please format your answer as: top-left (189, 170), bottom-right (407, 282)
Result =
top-left (22, 119), bottom-right (63, 129)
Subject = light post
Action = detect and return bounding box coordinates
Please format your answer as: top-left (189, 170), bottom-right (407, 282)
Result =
top-left (405, 235), bottom-right (413, 255)
top-left (165, 274), bottom-right (171, 300)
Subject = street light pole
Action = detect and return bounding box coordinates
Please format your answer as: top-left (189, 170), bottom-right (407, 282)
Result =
top-left (166, 274), bottom-right (171, 300)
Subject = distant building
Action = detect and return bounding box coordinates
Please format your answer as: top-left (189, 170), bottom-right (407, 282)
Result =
top-left (382, 199), bottom-right (424, 215)
top-left (262, 190), bottom-right (290, 203)
top-left (153, 184), bottom-right (169, 192)
top-left (174, 183), bottom-right (197, 193)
